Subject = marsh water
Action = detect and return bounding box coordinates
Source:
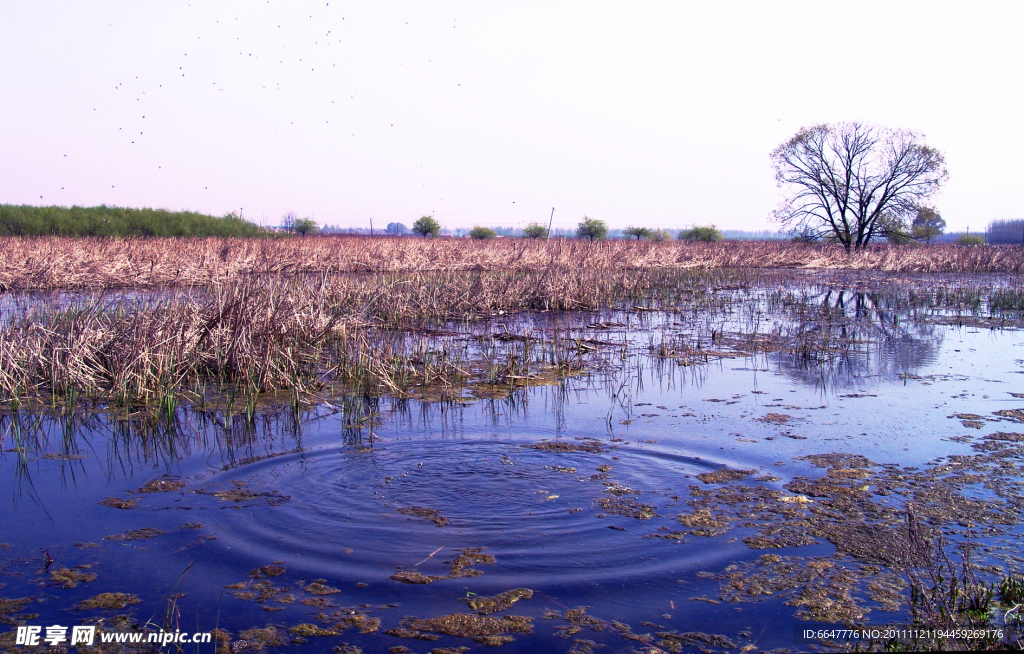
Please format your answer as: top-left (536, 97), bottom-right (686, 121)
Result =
top-left (3, 271), bottom-right (1024, 652)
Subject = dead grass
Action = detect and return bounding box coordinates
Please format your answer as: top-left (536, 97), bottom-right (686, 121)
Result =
top-left (2, 237), bottom-right (1023, 291)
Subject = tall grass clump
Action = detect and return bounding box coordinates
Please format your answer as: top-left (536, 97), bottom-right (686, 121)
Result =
top-left (0, 204), bottom-right (264, 237)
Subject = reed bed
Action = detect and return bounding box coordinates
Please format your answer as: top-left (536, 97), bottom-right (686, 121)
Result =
top-left (2, 237), bottom-right (1024, 291)
top-left (3, 265), bottom-right (1022, 407)
top-left (0, 271), bottom-right (631, 406)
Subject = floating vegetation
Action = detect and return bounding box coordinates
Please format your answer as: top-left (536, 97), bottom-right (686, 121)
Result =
top-left (99, 497), bottom-right (138, 509)
top-left (205, 482), bottom-right (290, 506)
top-left (304, 581), bottom-right (342, 596)
top-left (595, 496), bottom-right (658, 520)
top-left (758, 413), bottom-right (791, 424)
top-left (696, 467), bottom-right (757, 484)
top-left (74, 593), bottom-right (141, 611)
top-left (103, 527), bottom-right (166, 541)
top-left (289, 624), bottom-right (339, 637)
top-left (459, 588), bottom-right (533, 614)
top-left (237, 626), bottom-right (285, 648)
top-left (249, 563), bottom-right (286, 578)
top-left (137, 479), bottom-right (186, 493)
top-left (529, 439), bottom-right (606, 453)
top-left (49, 567), bottom-right (97, 588)
top-left (653, 631), bottom-right (738, 653)
top-left (397, 613), bottom-right (533, 645)
top-left (390, 548), bottom-right (496, 585)
top-left (397, 506), bottom-right (449, 527)
top-left (331, 611), bottom-right (381, 634)
top-left (675, 509), bottom-right (730, 536)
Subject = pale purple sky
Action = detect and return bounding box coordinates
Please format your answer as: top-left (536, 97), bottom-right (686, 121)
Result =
top-left (3, 1), bottom-right (1022, 232)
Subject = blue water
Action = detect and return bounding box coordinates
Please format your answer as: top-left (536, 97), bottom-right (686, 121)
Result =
top-left (2, 280), bottom-right (1023, 652)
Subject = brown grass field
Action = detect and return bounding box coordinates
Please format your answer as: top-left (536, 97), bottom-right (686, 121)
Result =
top-left (2, 236), bottom-right (1023, 290)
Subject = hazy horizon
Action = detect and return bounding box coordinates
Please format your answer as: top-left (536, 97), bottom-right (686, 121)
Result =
top-left (3, 2), bottom-right (1022, 233)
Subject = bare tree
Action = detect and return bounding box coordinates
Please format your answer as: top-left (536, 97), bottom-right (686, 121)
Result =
top-left (771, 122), bottom-right (948, 252)
top-left (281, 211), bottom-right (298, 232)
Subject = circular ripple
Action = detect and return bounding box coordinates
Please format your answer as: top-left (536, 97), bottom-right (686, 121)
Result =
top-left (203, 438), bottom-right (730, 586)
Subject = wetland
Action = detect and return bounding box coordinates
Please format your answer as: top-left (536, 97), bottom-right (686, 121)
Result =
top-left (2, 241), bottom-right (1024, 652)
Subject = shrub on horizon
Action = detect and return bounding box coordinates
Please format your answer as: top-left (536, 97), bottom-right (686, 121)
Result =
top-left (678, 225), bottom-right (723, 242)
top-left (412, 216), bottom-right (441, 238)
top-left (576, 217), bottom-right (608, 241)
top-left (650, 229), bottom-right (672, 242)
top-left (624, 226), bottom-right (654, 240)
top-left (522, 223), bottom-right (548, 239)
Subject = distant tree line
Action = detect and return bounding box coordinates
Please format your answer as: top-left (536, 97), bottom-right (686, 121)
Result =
top-left (0, 204), bottom-right (264, 237)
top-left (986, 219), bottom-right (1024, 245)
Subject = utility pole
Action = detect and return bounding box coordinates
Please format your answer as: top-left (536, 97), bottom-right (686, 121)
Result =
top-left (370, 218), bottom-right (373, 237)
top-left (546, 207), bottom-right (555, 242)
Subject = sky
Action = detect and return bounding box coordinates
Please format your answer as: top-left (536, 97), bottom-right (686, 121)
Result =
top-left (2, 1), bottom-right (1022, 233)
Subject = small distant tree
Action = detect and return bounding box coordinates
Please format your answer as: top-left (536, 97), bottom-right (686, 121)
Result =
top-left (412, 215), bottom-right (441, 237)
top-left (386, 222), bottom-right (409, 235)
top-left (522, 222), bottom-right (548, 239)
top-left (650, 228), bottom-right (672, 242)
top-left (678, 225), bottom-right (723, 242)
top-left (281, 211), bottom-right (298, 232)
top-left (624, 226), bottom-right (654, 240)
top-left (957, 233), bottom-right (985, 245)
top-left (292, 217), bottom-right (318, 236)
top-left (469, 225), bottom-right (496, 240)
top-left (576, 216), bottom-right (608, 241)
top-left (912, 207), bottom-right (945, 244)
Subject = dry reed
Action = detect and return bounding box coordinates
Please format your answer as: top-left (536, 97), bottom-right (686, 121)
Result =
top-left (0, 271), bottom-right (620, 404)
top-left (2, 237), bottom-right (1023, 291)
